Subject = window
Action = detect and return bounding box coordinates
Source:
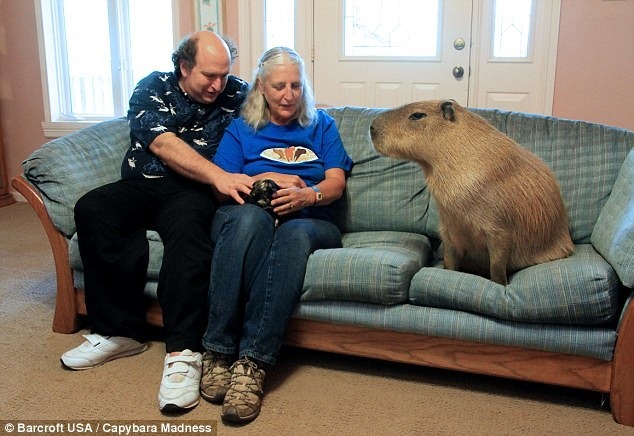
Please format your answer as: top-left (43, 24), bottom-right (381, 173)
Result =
top-left (344, 0), bottom-right (440, 58)
top-left (492, 0), bottom-right (533, 58)
top-left (265, 0), bottom-right (295, 49)
top-left (37, 0), bottom-right (177, 136)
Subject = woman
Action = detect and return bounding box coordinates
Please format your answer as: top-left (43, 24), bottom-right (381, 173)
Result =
top-left (201, 47), bottom-right (353, 424)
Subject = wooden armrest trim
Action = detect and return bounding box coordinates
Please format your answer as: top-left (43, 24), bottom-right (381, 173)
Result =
top-left (11, 176), bottom-right (79, 333)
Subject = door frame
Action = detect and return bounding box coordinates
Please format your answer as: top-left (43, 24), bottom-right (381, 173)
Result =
top-left (237, 0), bottom-right (561, 114)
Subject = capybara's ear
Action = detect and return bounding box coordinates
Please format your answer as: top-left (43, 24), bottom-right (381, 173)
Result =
top-left (441, 100), bottom-right (455, 122)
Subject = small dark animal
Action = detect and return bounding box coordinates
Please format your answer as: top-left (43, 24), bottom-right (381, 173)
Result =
top-left (246, 179), bottom-right (280, 217)
top-left (370, 99), bottom-right (574, 285)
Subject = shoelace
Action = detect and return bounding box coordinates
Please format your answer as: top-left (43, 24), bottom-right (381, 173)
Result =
top-left (202, 353), bottom-right (231, 383)
top-left (225, 359), bottom-right (263, 402)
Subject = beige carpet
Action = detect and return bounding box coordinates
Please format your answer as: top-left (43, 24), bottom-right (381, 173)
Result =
top-left (1, 201), bottom-right (632, 436)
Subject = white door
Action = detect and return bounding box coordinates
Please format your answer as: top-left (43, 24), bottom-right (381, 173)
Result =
top-left (312, 0), bottom-right (473, 108)
top-left (237, 0), bottom-right (560, 114)
top-left (469, 0), bottom-right (561, 114)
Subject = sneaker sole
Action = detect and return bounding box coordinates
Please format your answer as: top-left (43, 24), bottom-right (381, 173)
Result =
top-left (60, 344), bottom-right (149, 370)
top-left (221, 407), bottom-right (260, 424)
top-left (200, 387), bottom-right (229, 404)
top-left (159, 399), bottom-right (200, 414)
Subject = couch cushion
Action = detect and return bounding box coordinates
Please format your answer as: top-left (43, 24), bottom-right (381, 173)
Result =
top-left (301, 231), bottom-right (433, 305)
top-left (293, 301), bottom-right (617, 361)
top-left (22, 118), bottom-right (130, 237)
top-left (591, 148), bottom-right (634, 288)
top-left (408, 244), bottom-right (620, 325)
top-left (324, 107), bottom-right (430, 235)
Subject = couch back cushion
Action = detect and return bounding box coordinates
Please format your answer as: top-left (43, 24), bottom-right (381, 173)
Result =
top-left (470, 109), bottom-right (634, 244)
top-left (22, 106), bottom-right (633, 244)
top-left (324, 107), bottom-right (430, 234)
top-left (326, 106), bottom-right (633, 243)
top-left (22, 118), bottom-right (129, 237)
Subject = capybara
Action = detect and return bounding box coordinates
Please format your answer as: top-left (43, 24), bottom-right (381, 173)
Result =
top-left (370, 99), bottom-right (574, 285)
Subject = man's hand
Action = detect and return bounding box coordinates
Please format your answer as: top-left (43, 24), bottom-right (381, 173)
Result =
top-left (212, 172), bottom-right (255, 204)
top-left (255, 172), bottom-right (307, 189)
top-left (148, 133), bottom-right (254, 203)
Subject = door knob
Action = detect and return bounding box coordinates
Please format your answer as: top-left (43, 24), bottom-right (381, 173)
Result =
top-left (452, 66), bottom-right (465, 79)
top-left (454, 38), bottom-right (466, 50)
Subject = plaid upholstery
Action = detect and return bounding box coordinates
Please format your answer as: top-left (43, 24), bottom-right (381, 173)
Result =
top-left (409, 244), bottom-right (620, 325)
top-left (293, 301), bottom-right (617, 361)
top-left (22, 118), bottom-right (129, 237)
top-left (591, 148), bottom-right (634, 287)
top-left (301, 231), bottom-right (433, 305)
top-left (324, 107), bottom-right (429, 234)
top-left (22, 106), bottom-right (634, 361)
top-left (471, 109), bottom-right (634, 244)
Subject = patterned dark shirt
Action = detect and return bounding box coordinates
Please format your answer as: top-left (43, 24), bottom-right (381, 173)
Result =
top-left (121, 71), bottom-right (248, 179)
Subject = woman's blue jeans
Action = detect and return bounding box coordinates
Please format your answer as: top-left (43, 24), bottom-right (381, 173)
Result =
top-left (202, 204), bottom-right (342, 365)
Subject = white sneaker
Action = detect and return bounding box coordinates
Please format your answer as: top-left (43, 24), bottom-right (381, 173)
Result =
top-left (158, 349), bottom-right (203, 412)
top-left (61, 333), bottom-right (148, 370)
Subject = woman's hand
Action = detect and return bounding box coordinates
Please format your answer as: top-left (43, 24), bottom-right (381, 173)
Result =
top-left (270, 168), bottom-right (347, 215)
top-left (271, 187), bottom-right (315, 215)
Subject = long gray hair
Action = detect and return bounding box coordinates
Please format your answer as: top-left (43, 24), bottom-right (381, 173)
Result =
top-left (241, 47), bottom-right (316, 130)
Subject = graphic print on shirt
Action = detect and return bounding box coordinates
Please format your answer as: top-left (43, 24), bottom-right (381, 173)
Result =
top-left (122, 71), bottom-right (248, 180)
top-left (129, 97), bottom-right (243, 176)
top-left (260, 146), bottom-right (318, 164)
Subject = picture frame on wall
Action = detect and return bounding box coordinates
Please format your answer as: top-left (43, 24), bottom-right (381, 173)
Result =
top-left (195, 0), bottom-right (223, 32)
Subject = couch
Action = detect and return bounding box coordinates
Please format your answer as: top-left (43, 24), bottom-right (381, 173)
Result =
top-left (12, 106), bottom-right (634, 426)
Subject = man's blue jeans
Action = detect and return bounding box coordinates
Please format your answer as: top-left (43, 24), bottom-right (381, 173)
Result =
top-left (202, 204), bottom-right (342, 365)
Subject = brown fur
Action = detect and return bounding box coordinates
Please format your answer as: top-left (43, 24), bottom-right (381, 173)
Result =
top-left (370, 100), bottom-right (574, 285)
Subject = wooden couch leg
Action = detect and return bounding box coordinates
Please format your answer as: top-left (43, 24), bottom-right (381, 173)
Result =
top-left (610, 297), bottom-right (634, 426)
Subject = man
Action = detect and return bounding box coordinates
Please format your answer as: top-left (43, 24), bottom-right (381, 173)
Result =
top-left (60, 31), bottom-right (254, 413)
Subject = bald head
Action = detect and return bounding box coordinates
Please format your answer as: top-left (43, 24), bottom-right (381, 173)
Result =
top-left (193, 31), bottom-right (232, 64)
top-left (172, 31), bottom-right (237, 79)
top-left (174, 31), bottom-right (236, 104)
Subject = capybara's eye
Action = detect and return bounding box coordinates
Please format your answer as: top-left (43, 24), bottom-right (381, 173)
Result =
top-left (409, 112), bottom-right (427, 120)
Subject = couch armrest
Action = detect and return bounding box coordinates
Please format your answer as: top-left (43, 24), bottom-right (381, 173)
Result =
top-left (21, 118), bottom-right (129, 237)
top-left (591, 148), bottom-right (634, 288)
top-left (12, 175), bottom-right (80, 333)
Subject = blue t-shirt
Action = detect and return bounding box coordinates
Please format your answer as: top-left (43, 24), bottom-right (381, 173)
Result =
top-left (121, 71), bottom-right (249, 179)
top-left (213, 109), bottom-right (353, 221)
